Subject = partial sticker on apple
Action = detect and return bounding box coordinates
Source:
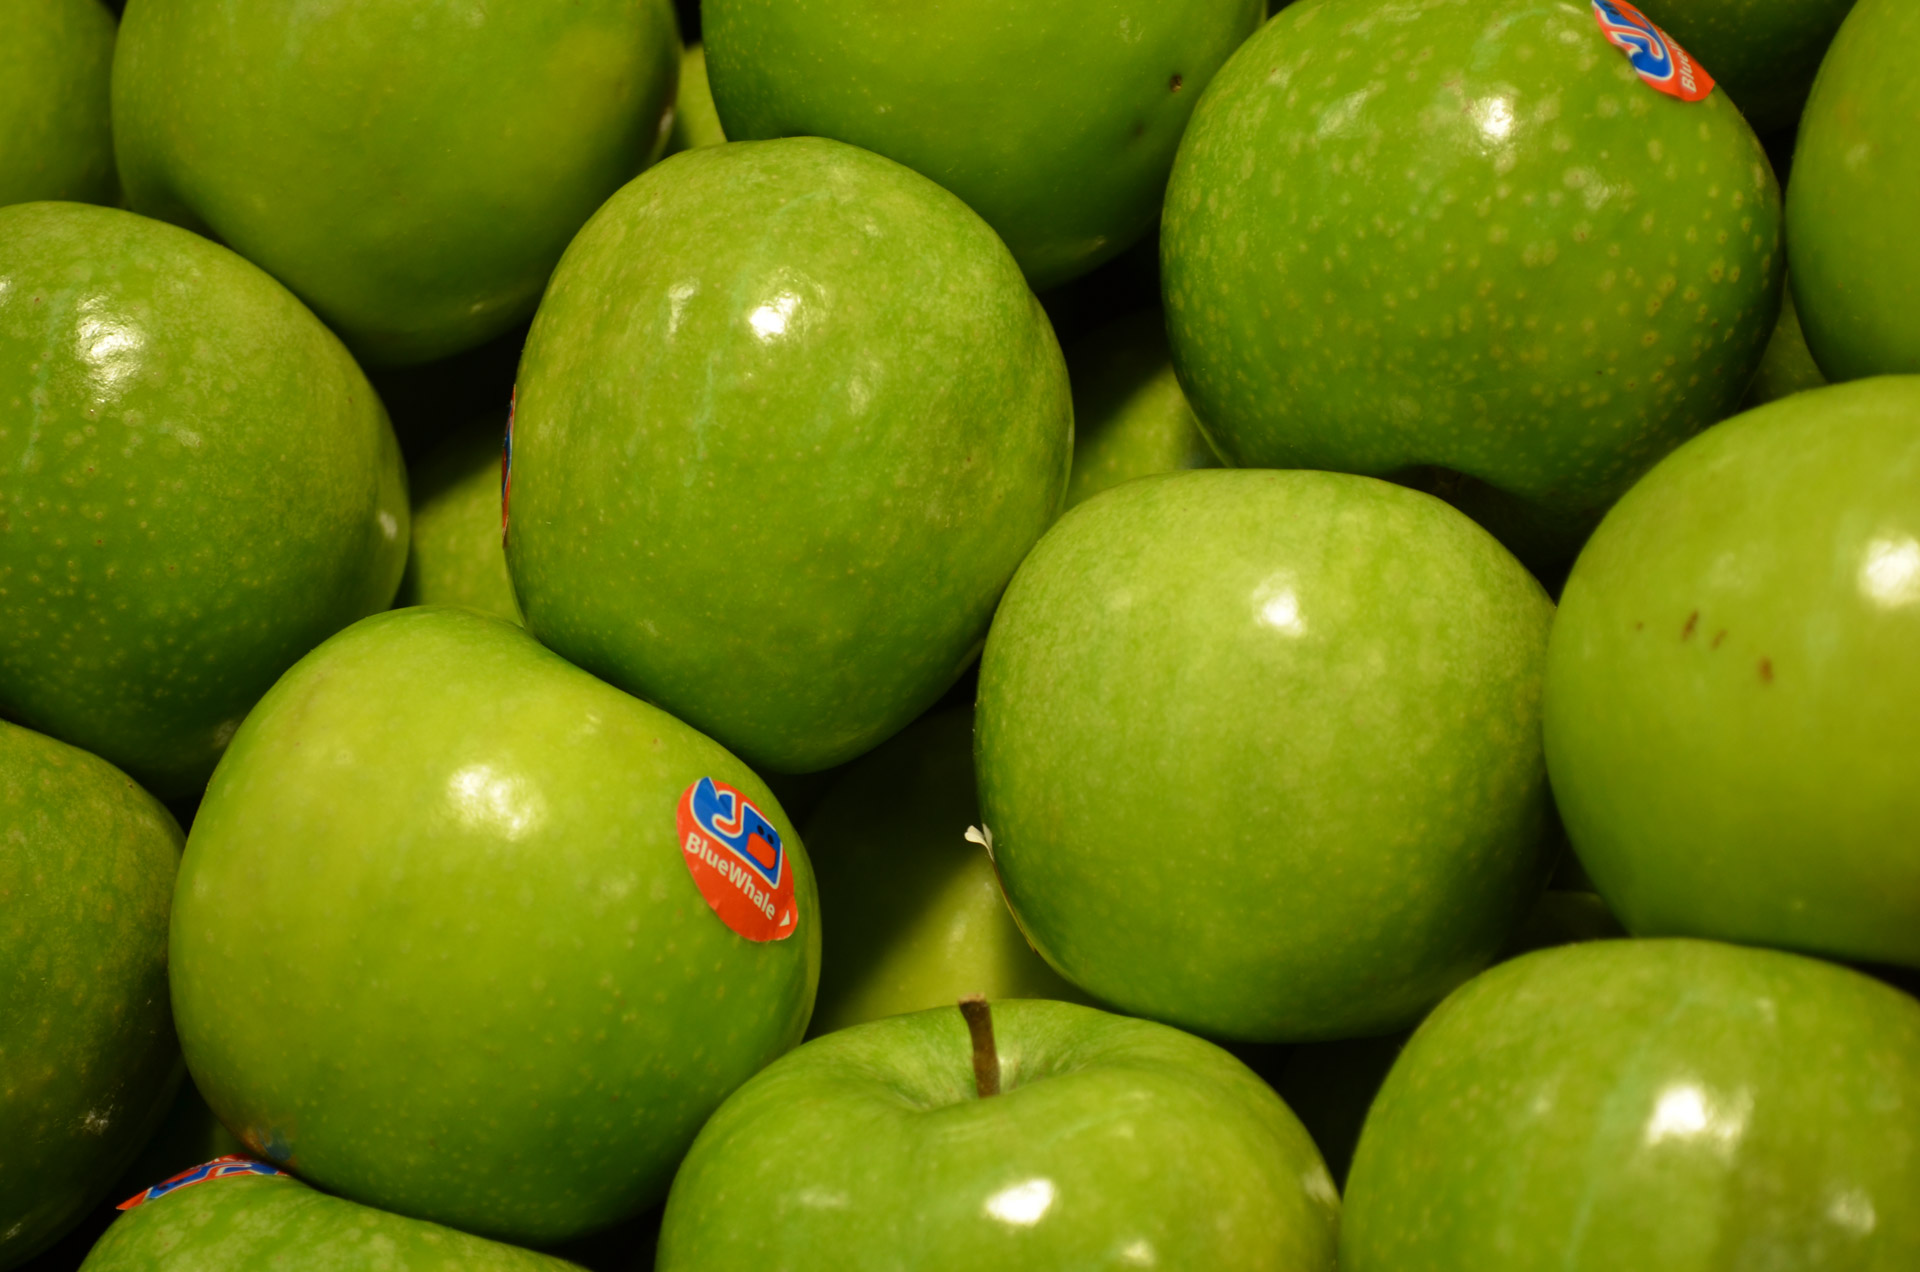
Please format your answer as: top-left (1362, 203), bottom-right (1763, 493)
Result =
top-left (677, 777), bottom-right (798, 942)
top-left (500, 387), bottom-right (515, 547)
top-left (117, 1156), bottom-right (288, 1210)
top-left (1591, 0), bottom-right (1714, 102)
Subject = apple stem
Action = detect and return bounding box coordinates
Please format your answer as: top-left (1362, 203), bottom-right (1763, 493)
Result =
top-left (958, 995), bottom-right (1000, 1098)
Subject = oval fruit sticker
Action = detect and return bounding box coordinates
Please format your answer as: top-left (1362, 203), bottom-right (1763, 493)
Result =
top-left (677, 777), bottom-right (798, 942)
top-left (118, 1156), bottom-right (288, 1210)
top-left (1591, 0), bottom-right (1714, 102)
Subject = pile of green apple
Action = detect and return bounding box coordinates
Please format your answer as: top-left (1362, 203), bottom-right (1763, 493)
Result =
top-left (3, 0), bottom-right (1917, 1269)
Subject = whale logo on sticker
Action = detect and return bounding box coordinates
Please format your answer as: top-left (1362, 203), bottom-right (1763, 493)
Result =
top-left (677, 777), bottom-right (798, 942)
top-left (117, 1156), bottom-right (288, 1210)
top-left (501, 387), bottom-right (515, 547)
top-left (1592, 0), bottom-right (1714, 102)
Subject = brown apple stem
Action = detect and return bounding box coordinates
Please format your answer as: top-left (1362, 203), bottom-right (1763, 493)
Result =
top-left (958, 995), bottom-right (1000, 1098)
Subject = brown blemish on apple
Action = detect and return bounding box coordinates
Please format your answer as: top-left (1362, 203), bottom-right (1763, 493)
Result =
top-left (1170, 73), bottom-right (1184, 92)
top-left (1681, 610), bottom-right (1698, 639)
top-left (1759, 657), bottom-right (1773, 683)
top-left (1711, 630), bottom-right (1726, 649)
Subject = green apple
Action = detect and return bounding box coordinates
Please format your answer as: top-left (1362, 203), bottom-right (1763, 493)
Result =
top-left (658, 999), bottom-right (1340, 1270)
top-left (1062, 310), bottom-right (1217, 512)
top-left (113, 0), bottom-right (680, 366)
top-left (804, 708), bottom-right (1088, 1037)
top-left (666, 45), bottom-right (726, 155)
top-left (1635, 0), bottom-right (1857, 137)
top-left (1164, 0), bottom-right (1783, 567)
top-left (82, 1168), bottom-right (580, 1270)
top-left (1, 721), bottom-right (181, 1270)
top-left (506, 138), bottom-right (1071, 775)
top-left (394, 416), bottom-right (521, 625)
top-left (703, 0), bottom-right (1263, 290)
top-left (0, 0), bottom-right (116, 209)
top-left (0, 202), bottom-right (407, 802)
top-left (1739, 280), bottom-right (1826, 408)
top-left (1786, 0), bottom-right (1920, 380)
top-left (977, 470), bottom-right (1556, 1042)
top-left (172, 606), bottom-right (819, 1243)
top-left (1544, 376), bottom-right (1920, 968)
top-left (1342, 939), bottom-right (1920, 1269)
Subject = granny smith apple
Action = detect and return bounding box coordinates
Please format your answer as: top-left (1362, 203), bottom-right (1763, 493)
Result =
top-left (704, 0), bottom-right (1263, 289)
top-left (1544, 376), bottom-right (1920, 968)
top-left (1164, 0), bottom-right (1783, 567)
top-left (1342, 939), bottom-right (1920, 1269)
top-left (1, 721), bottom-right (181, 1270)
top-left (506, 138), bottom-right (1071, 775)
top-left (658, 999), bottom-right (1340, 1270)
top-left (1062, 310), bottom-right (1217, 512)
top-left (0, 0), bottom-right (115, 209)
top-left (977, 470), bottom-right (1556, 1042)
top-left (172, 606), bottom-right (819, 1243)
top-left (804, 708), bottom-right (1088, 1037)
top-left (666, 45), bottom-right (726, 155)
top-left (1739, 279), bottom-right (1826, 408)
top-left (0, 201), bottom-right (406, 802)
top-left (1786, 0), bottom-right (1920, 380)
top-left (394, 416), bottom-right (520, 624)
top-left (1635, 0), bottom-right (1857, 137)
top-left (113, 0), bottom-right (680, 366)
top-left (83, 1166), bottom-right (579, 1271)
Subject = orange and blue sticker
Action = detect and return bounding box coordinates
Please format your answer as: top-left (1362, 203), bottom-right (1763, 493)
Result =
top-left (117, 1156), bottom-right (287, 1210)
top-left (1591, 1), bottom-right (1714, 102)
top-left (677, 777), bottom-right (798, 942)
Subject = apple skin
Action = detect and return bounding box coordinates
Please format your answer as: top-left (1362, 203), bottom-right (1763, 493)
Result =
top-left (506, 138), bottom-right (1071, 776)
top-left (0, 202), bottom-right (407, 803)
top-left (80, 1172), bottom-right (581, 1271)
top-left (0, 721), bottom-right (182, 1270)
top-left (977, 470), bottom-right (1556, 1043)
top-left (666, 45), bottom-right (726, 155)
top-left (1062, 310), bottom-right (1218, 512)
top-left (112, 0), bottom-right (680, 367)
top-left (0, 0), bottom-right (116, 209)
top-left (658, 1000), bottom-right (1340, 1271)
top-left (1739, 280), bottom-right (1826, 409)
top-left (1543, 376), bottom-right (1920, 968)
top-left (394, 417), bottom-right (521, 625)
top-left (1342, 939), bottom-right (1920, 1269)
top-left (804, 708), bottom-right (1089, 1037)
top-left (171, 606), bottom-right (819, 1244)
top-left (1786, 0), bottom-right (1920, 381)
top-left (1635, 0), bottom-right (1858, 137)
top-left (703, 0), bottom-right (1263, 290)
top-left (1164, 0), bottom-right (1782, 566)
